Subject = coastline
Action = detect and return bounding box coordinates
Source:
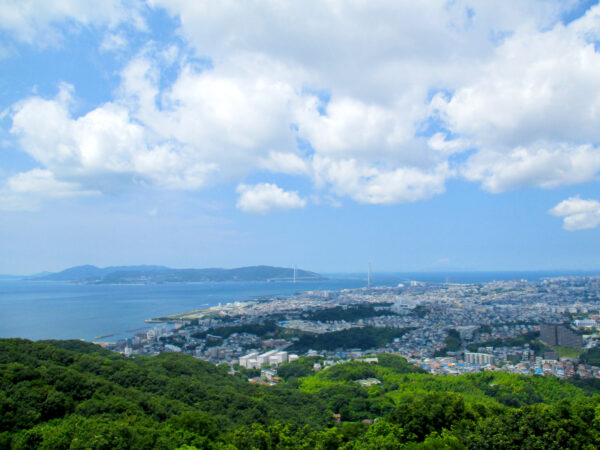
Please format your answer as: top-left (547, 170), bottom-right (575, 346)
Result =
top-left (4, 271), bottom-right (600, 342)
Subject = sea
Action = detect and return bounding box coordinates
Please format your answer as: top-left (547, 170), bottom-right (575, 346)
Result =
top-left (1, 270), bottom-right (597, 342)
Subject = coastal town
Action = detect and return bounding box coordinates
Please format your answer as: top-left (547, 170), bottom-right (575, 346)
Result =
top-left (104, 276), bottom-right (600, 381)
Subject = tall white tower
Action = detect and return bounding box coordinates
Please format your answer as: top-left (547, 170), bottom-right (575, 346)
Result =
top-left (368, 262), bottom-right (372, 287)
top-left (293, 265), bottom-right (297, 283)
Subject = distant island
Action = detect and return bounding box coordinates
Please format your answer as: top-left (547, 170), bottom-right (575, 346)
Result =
top-left (31, 265), bottom-right (324, 284)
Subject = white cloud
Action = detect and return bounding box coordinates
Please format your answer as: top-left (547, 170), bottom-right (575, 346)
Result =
top-left (433, 4), bottom-right (600, 191)
top-left (550, 196), bottom-right (600, 231)
top-left (427, 133), bottom-right (472, 155)
top-left (116, 54), bottom-right (305, 186)
top-left (143, 1), bottom-right (600, 200)
top-left (462, 143), bottom-right (600, 193)
top-left (99, 32), bottom-right (127, 53)
top-left (7, 1), bottom-right (600, 210)
top-left (312, 157), bottom-right (451, 204)
top-left (435, 28), bottom-right (600, 146)
top-left (7, 168), bottom-right (93, 197)
top-left (258, 152), bottom-right (310, 175)
top-left (236, 183), bottom-right (306, 215)
top-left (149, 0), bottom-right (571, 99)
top-left (10, 82), bottom-right (220, 191)
top-left (0, 168), bottom-right (99, 211)
top-left (8, 47), bottom-right (449, 205)
top-left (0, 0), bottom-right (145, 46)
top-left (295, 95), bottom-right (422, 164)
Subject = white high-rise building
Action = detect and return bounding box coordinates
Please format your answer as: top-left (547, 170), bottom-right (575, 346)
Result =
top-left (464, 352), bottom-right (495, 365)
top-left (257, 350), bottom-right (278, 365)
top-left (240, 350), bottom-right (289, 368)
top-left (268, 351), bottom-right (288, 366)
top-left (239, 352), bottom-right (258, 368)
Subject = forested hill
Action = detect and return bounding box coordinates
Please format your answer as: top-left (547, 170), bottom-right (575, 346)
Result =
top-left (32, 265), bottom-right (324, 284)
top-left (2, 339), bottom-right (600, 449)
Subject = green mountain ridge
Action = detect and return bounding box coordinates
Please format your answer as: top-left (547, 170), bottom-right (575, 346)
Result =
top-left (1, 338), bottom-right (599, 449)
top-left (31, 265), bottom-right (324, 284)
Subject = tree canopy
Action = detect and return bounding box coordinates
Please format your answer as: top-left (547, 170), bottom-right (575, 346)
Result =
top-left (1, 338), bottom-right (599, 449)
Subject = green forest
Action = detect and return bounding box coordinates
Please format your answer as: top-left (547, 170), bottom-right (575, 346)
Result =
top-left (2, 338), bottom-right (600, 449)
top-left (301, 304), bottom-right (396, 322)
top-left (289, 326), bottom-right (410, 352)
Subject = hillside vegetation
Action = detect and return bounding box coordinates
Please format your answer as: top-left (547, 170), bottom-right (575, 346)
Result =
top-left (1, 339), bottom-right (599, 449)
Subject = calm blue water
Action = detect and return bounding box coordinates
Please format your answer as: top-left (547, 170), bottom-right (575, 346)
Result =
top-left (0, 278), bottom-right (371, 341)
top-left (1, 270), bottom-right (597, 341)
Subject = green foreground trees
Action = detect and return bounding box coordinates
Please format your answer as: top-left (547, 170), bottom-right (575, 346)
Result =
top-left (1, 338), bottom-right (599, 449)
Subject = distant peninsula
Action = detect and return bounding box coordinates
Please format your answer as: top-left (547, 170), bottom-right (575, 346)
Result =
top-left (32, 265), bottom-right (324, 284)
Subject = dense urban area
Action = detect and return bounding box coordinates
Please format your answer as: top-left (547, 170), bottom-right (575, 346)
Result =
top-left (106, 276), bottom-right (600, 382)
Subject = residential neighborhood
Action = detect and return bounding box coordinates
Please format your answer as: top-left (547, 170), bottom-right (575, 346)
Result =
top-left (107, 276), bottom-right (600, 381)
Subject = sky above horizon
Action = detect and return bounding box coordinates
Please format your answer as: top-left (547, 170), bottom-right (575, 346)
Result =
top-left (1, 0), bottom-right (600, 275)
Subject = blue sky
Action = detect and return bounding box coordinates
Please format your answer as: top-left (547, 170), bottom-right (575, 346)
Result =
top-left (1, 0), bottom-right (600, 274)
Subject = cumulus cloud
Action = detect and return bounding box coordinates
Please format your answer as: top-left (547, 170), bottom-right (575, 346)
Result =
top-left (433, 3), bottom-right (600, 191)
top-left (0, 168), bottom-right (99, 211)
top-left (296, 96), bottom-right (413, 159)
top-left (7, 45), bottom-right (450, 205)
top-left (236, 183), bottom-right (306, 215)
top-left (427, 133), bottom-right (472, 155)
top-left (10, 81), bottom-right (219, 191)
top-left (150, 0), bottom-right (571, 100)
top-left (462, 143), bottom-right (600, 193)
top-left (550, 196), bottom-right (600, 231)
top-left (258, 152), bottom-right (310, 175)
top-left (6, 168), bottom-right (94, 197)
top-left (433, 25), bottom-right (600, 147)
top-left (6, 1), bottom-right (600, 211)
top-left (312, 157), bottom-right (451, 204)
top-left (0, 0), bottom-right (144, 46)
